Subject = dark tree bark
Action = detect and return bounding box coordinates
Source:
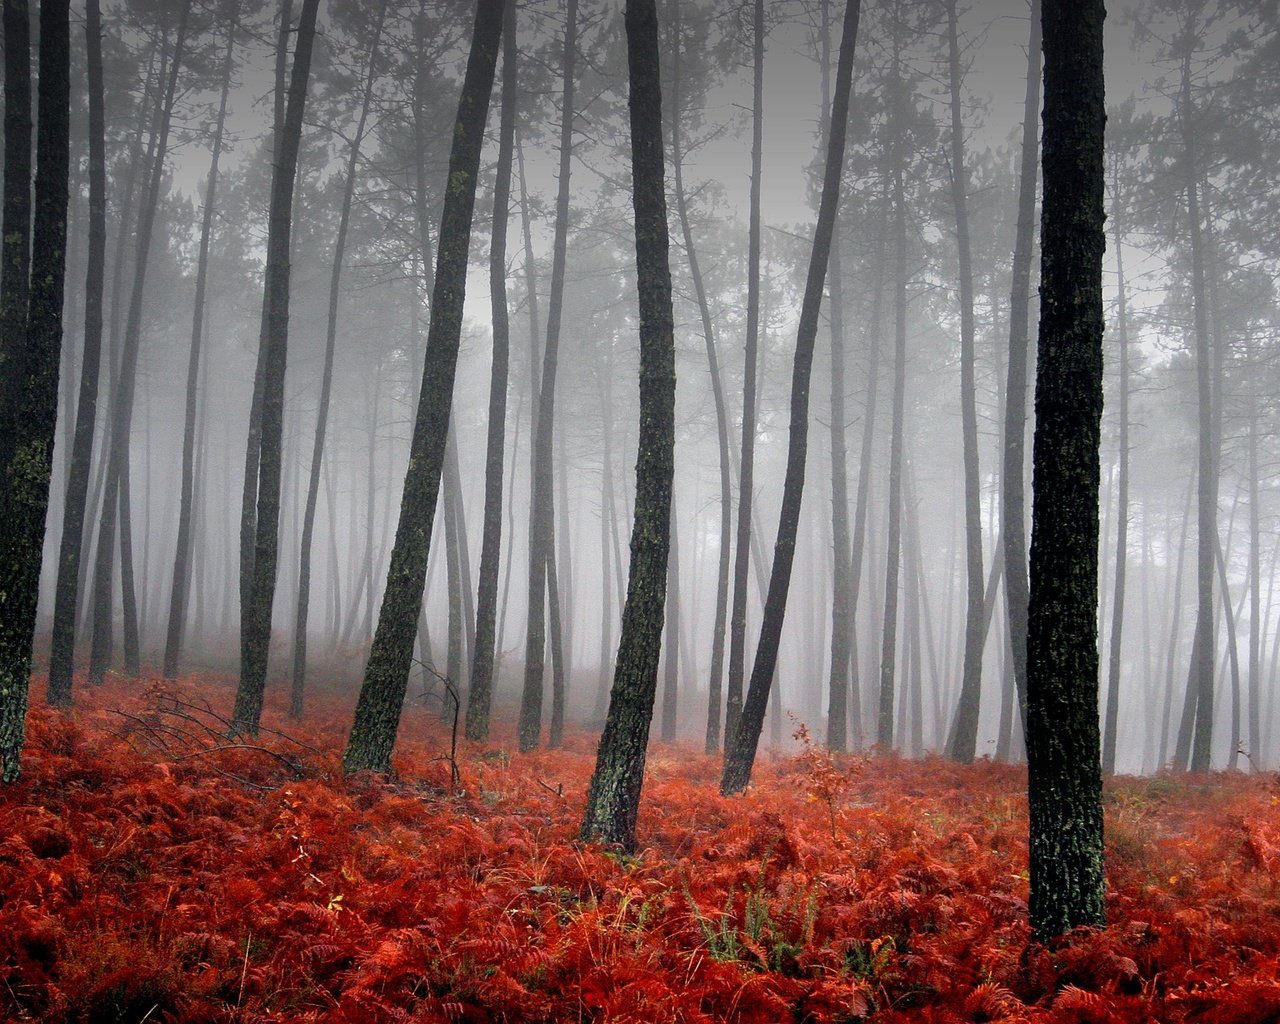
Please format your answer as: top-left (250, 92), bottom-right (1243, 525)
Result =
top-left (1025, 0), bottom-right (1106, 941)
top-left (88, 4), bottom-right (189, 686)
top-left (47, 0), bottom-right (106, 707)
top-left (720, 0), bottom-right (861, 796)
top-left (466, 0), bottom-right (517, 742)
top-left (0, 0), bottom-right (70, 782)
top-left (164, 1), bottom-right (240, 680)
top-left (0, 0), bottom-right (31, 476)
top-left (1102, 187), bottom-right (1131, 775)
top-left (291, 0), bottom-right (386, 716)
top-left (1002, 0), bottom-right (1040, 731)
top-left (343, 0), bottom-right (504, 774)
top-left (232, 0), bottom-right (320, 738)
top-left (944, 0), bottom-right (985, 765)
top-left (725, 0), bottom-right (765, 747)
top-left (518, 0), bottom-right (578, 753)
top-left (578, 0), bottom-right (677, 850)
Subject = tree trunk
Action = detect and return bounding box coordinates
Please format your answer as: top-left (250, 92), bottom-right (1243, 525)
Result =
top-left (343, 0), bottom-right (504, 773)
top-left (466, 0), bottom-right (516, 741)
top-left (519, 0), bottom-right (578, 752)
top-left (47, 0), bottom-right (106, 707)
top-left (725, 0), bottom-right (765, 748)
top-left (88, 5), bottom-right (189, 685)
top-left (1026, 0), bottom-right (1106, 940)
top-left (720, 0), bottom-right (862, 795)
top-left (232, 0), bottom-right (320, 737)
top-left (290, 0), bottom-right (385, 715)
top-left (1102, 190), bottom-right (1131, 774)
top-left (1001, 0), bottom-right (1040, 730)
top-left (579, 0), bottom-right (676, 848)
top-left (944, 0), bottom-right (985, 764)
top-left (0, 0), bottom-right (70, 782)
top-left (661, 504), bottom-right (680, 741)
top-left (165, 2), bottom-right (240, 680)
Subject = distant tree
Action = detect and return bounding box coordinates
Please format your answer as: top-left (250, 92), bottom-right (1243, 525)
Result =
top-left (48, 0), bottom-right (106, 708)
top-left (0, 0), bottom-right (71, 782)
top-left (579, 0), bottom-right (676, 850)
top-left (343, 0), bottom-right (505, 774)
top-left (232, 0), bottom-right (321, 738)
top-left (720, 0), bottom-right (862, 796)
top-left (1025, 0), bottom-right (1106, 940)
top-left (466, 0), bottom-right (517, 742)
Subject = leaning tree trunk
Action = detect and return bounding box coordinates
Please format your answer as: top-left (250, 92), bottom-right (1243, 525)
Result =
top-left (164, 1), bottom-right (240, 680)
top-left (47, 0), bottom-right (106, 708)
top-left (0, 0), bottom-right (70, 782)
top-left (943, 0), bottom-right (985, 765)
top-left (518, 0), bottom-right (578, 753)
top-left (88, 4), bottom-right (189, 686)
top-left (720, 0), bottom-right (862, 796)
top-left (724, 0), bottom-right (765, 747)
top-left (466, 0), bottom-right (517, 742)
top-left (232, 0), bottom-right (320, 738)
top-left (290, 0), bottom-right (386, 716)
top-left (1001, 0), bottom-right (1040, 729)
top-left (1026, 0), bottom-right (1107, 941)
top-left (343, 0), bottom-right (504, 775)
top-left (579, 0), bottom-right (677, 849)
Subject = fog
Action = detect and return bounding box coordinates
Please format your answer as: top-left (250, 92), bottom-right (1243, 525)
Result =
top-left (27, 0), bottom-right (1280, 774)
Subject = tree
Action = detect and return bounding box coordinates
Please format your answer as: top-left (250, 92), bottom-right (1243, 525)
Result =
top-left (578, 0), bottom-right (676, 850)
top-left (519, 0), bottom-right (579, 754)
top-left (232, 0), bottom-right (321, 738)
top-left (1025, 0), bottom-right (1106, 940)
top-left (343, 0), bottom-right (505, 774)
top-left (720, 0), bottom-right (862, 796)
top-left (465, 0), bottom-right (517, 742)
top-left (47, 0), bottom-right (107, 707)
top-left (0, 0), bottom-right (71, 782)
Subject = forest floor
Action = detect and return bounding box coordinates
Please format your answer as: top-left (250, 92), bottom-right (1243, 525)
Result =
top-left (3, 673), bottom-right (1280, 1023)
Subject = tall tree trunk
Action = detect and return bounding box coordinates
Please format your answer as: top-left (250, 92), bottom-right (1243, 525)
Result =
top-left (88, 5), bottom-right (189, 685)
top-left (721, 0), bottom-right (862, 795)
top-left (232, 0), bottom-right (320, 737)
top-left (661, 504), bottom-right (680, 741)
top-left (944, 0), bottom-right (985, 764)
top-left (519, 0), bottom-right (578, 752)
top-left (1248, 406), bottom-right (1261, 768)
top-left (666, 0), bottom-right (733, 755)
top-left (725, 0), bottom-right (765, 746)
top-left (579, 0), bottom-right (676, 848)
top-left (1026, 0), bottom-right (1106, 940)
top-left (466, 0), bottom-right (516, 741)
top-left (1001, 0), bottom-right (1040, 728)
top-left (1176, 45), bottom-right (1217, 772)
top-left (290, 0), bottom-right (386, 715)
top-left (164, 2), bottom-right (240, 679)
top-left (47, 0), bottom-right (106, 706)
top-left (878, 27), bottom-right (908, 750)
top-left (0, 0), bottom-right (70, 781)
top-left (1102, 191), bottom-right (1131, 774)
top-left (343, 0), bottom-right (504, 773)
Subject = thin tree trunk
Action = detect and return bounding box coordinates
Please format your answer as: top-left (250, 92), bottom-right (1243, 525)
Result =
top-left (47, 0), bottom-right (106, 706)
top-left (519, 0), bottom-right (578, 752)
top-left (164, 3), bottom-right (240, 679)
top-left (466, 0), bottom-right (516, 741)
top-left (232, 0), bottom-right (320, 736)
top-left (661, 503), bottom-right (680, 741)
top-left (721, 0), bottom-right (862, 795)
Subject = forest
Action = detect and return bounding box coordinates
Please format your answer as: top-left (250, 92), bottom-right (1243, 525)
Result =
top-left (0, 0), bottom-right (1278, 1019)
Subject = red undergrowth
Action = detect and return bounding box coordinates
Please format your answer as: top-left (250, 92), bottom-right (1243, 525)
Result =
top-left (3, 674), bottom-right (1280, 1022)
